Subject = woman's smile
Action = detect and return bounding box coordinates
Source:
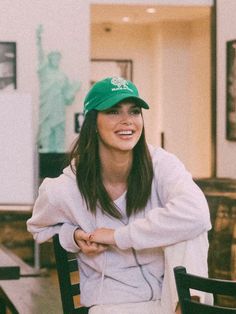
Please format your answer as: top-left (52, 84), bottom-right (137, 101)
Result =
top-left (115, 129), bottom-right (135, 139)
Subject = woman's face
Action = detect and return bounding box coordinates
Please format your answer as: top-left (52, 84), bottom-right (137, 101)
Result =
top-left (96, 102), bottom-right (144, 153)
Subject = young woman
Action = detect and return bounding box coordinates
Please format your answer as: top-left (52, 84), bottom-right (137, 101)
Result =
top-left (27, 77), bottom-right (212, 314)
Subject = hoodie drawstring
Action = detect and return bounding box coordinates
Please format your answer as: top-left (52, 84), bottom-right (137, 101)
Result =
top-left (97, 251), bottom-right (107, 313)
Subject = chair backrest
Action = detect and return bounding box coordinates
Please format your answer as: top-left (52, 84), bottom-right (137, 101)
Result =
top-left (53, 234), bottom-right (89, 314)
top-left (174, 266), bottom-right (236, 314)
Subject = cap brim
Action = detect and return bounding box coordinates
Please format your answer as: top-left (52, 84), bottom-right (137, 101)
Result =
top-left (95, 94), bottom-right (149, 111)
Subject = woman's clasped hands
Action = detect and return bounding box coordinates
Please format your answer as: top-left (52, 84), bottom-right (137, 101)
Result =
top-left (74, 228), bottom-right (115, 256)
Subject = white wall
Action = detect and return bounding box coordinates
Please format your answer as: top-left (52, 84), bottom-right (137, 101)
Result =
top-left (216, 0), bottom-right (236, 178)
top-left (0, 94), bottom-right (35, 205)
top-left (160, 21), bottom-right (193, 163)
top-left (90, 0), bottom-right (213, 5)
top-left (0, 0), bottom-right (90, 151)
top-left (91, 23), bottom-right (157, 145)
top-left (0, 1), bottom-right (90, 205)
top-left (190, 18), bottom-right (211, 176)
top-left (158, 20), bottom-right (211, 177)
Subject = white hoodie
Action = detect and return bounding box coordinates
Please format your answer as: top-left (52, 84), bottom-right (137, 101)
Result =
top-left (27, 146), bottom-right (211, 312)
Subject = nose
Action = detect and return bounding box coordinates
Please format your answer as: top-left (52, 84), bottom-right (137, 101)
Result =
top-left (120, 111), bottom-right (132, 125)
top-left (121, 120), bottom-right (132, 126)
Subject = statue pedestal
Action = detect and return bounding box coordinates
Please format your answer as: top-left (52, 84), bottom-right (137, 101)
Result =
top-left (39, 153), bottom-right (69, 179)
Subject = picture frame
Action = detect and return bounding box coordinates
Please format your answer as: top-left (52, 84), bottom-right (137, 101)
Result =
top-left (226, 39), bottom-right (236, 140)
top-left (74, 112), bottom-right (84, 134)
top-left (0, 42), bottom-right (16, 90)
top-left (91, 58), bottom-right (133, 85)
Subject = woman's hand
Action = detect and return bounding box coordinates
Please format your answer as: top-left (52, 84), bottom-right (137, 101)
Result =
top-left (74, 229), bottom-right (108, 256)
top-left (89, 228), bottom-right (115, 245)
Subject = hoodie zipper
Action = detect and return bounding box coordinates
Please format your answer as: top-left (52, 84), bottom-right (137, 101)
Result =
top-left (132, 248), bottom-right (154, 301)
top-left (115, 199), bottom-right (154, 301)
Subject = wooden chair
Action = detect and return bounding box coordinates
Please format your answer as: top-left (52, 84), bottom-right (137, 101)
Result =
top-left (174, 266), bottom-right (236, 314)
top-left (53, 234), bottom-right (89, 314)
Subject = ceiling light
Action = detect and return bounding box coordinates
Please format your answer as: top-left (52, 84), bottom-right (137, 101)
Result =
top-left (122, 16), bottom-right (130, 22)
top-left (146, 7), bottom-right (156, 14)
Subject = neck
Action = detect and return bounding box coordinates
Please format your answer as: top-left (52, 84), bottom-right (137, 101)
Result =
top-left (99, 148), bottom-right (133, 185)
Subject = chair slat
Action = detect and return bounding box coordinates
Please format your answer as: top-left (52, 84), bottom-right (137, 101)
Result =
top-left (68, 259), bottom-right (79, 272)
top-left (53, 234), bottom-right (89, 314)
top-left (183, 273), bottom-right (236, 296)
top-left (71, 283), bottom-right (81, 296)
top-left (174, 266), bottom-right (236, 314)
top-left (184, 300), bottom-right (236, 314)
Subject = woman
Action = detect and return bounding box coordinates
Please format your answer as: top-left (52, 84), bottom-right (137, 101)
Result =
top-left (27, 77), bottom-right (212, 314)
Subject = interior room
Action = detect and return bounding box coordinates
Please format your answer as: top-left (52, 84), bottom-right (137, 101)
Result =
top-left (91, 4), bottom-right (212, 178)
top-left (1, 0), bottom-right (236, 312)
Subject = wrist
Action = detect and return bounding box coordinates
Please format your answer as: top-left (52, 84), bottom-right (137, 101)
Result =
top-left (73, 228), bottom-right (81, 247)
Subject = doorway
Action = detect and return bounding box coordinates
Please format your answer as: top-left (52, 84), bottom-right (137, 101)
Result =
top-left (90, 3), bottom-right (212, 178)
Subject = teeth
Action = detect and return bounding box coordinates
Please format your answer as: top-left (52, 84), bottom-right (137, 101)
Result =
top-left (117, 130), bottom-right (133, 135)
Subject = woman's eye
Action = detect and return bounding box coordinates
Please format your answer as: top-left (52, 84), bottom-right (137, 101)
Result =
top-left (106, 109), bottom-right (119, 115)
top-left (130, 108), bottom-right (141, 115)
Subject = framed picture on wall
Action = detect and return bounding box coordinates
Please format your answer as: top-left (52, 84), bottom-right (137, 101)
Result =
top-left (226, 39), bottom-right (236, 140)
top-left (91, 58), bottom-right (133, 86)
top-left (0, 42), bottom-right (16, 90)
top-left (74, 112), bottom-right (84, 134)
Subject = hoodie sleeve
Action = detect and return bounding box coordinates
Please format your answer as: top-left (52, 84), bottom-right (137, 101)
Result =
top-left (114, 149), bottom-right (212, 250)
top-left (161, 232), bottom-right (213, 312)
top-left (27, 178), bottom-right (80, 253)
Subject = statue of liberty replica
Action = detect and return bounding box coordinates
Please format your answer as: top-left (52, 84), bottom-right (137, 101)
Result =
top-left (36, 25), bottom-right (81, 153)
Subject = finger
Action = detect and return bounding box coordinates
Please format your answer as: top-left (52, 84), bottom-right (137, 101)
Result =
top-left (74, 229), bottom-right (84, 241)
top-left (96, 245), bottom-right (108, 253)
top-left (78, 240), bottom-right (98, 253)
top-left (75, 229), bottom-right (91, 242)
top-left (88, 233), bottom-right (94, 241)
top-left (79, 242), bottom-right (96, 255)
top-left (83, 243), bottom-right (107, 255)
top-left (89, 242), bottom-right (102, 250)
top-left (77, 239), bottom-right (87, 251)
top-left (79, 230), bottom-right (91, 241)
top-left (77, 240), bottom-right (92, 250)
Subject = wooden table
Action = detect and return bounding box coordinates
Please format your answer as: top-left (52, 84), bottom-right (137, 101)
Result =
top-left (0, 244), bottom-right (39, 278)
top-left (0, 276), bottom-right (62, 314)
top-left (0, 244), bottom-right (62, 313)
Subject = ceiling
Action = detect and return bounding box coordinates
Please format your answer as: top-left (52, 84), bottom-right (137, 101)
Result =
top-left (91, 4), bottom-right (211, 25)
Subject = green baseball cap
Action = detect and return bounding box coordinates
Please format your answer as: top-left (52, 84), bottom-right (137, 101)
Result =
top-left (84, 77), bottom-right (149, 115)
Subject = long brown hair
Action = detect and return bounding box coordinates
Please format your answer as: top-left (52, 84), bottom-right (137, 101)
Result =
top-left (70, 109), bottom-right (153, 219)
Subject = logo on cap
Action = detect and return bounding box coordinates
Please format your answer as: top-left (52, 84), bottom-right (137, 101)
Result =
top-left (111, 77), bottom-right (133, 92)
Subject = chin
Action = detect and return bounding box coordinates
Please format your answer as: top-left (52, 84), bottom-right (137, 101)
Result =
top-left (113, 142), bottom-right (137, 152)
